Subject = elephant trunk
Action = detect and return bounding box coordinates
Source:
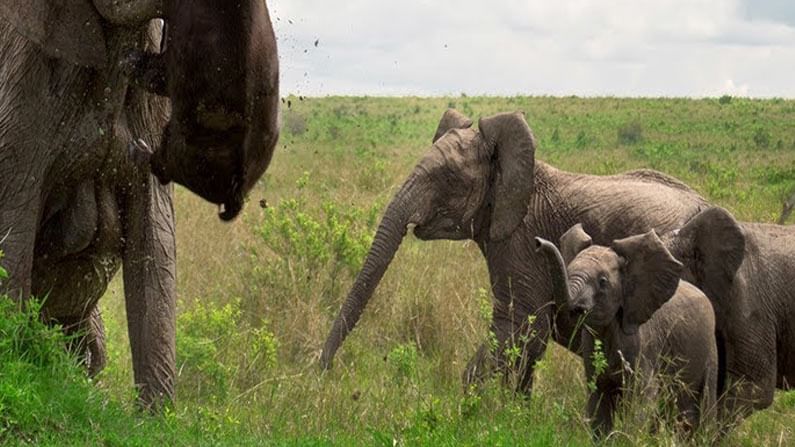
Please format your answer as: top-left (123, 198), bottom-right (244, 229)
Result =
top-left (534, 237), bottom-right (573, 310)
top-left (320, 174), bottom-right (422, 369)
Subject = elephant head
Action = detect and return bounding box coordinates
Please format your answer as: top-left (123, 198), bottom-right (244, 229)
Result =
top-left (660, 206), bottom-right (745, 303)
top-left (129, 0), bottom-right (280, 221)
top-left (0, 0), bottom-right (164, 68)
top-left (535, 225), bottom-right (684, 336)
top-left (319, 109), bottom-right (537, 368)
top-left (2, 1), bottom-right (279, 222)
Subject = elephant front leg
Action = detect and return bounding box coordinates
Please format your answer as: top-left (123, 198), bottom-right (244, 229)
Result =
top-left (122, 170), bottom-right (176, 408)
top-left (464, 300), bottom-right (552, 396)
top-left (587, 387), bottom-right (620, 438)
top-left (0, 189), bottom-right (42, 301)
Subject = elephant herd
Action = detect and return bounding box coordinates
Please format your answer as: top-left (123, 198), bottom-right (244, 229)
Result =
top-left (0, 0), bottom-right (793, 440)
top-left (320, 109), bottom-right (795, 435)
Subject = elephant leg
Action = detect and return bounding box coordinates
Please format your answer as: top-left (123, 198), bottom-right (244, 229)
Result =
top-left (464, 299), bottom-right (552, 395)
top-left (0, 193), bottom-right (41, 301)
top-left (85, 305), bottom-right (107, 377)
top-left (719, 337), bottom-right (776, 424)
top-left (587, 387), bottom-right (619, 438)
top-left (58, 305), bottom-right (107, 377)
top-left (122, 171), bottom-right (176, 408)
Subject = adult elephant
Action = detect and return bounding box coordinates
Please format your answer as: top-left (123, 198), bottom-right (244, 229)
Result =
top-left (0, 0), bottom-right (278, 407)
top-left (320, 109), bottom-right (710, 394)
top-left (662, 206), bottom-right (795, 421)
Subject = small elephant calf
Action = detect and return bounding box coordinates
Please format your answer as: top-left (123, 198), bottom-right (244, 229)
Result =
top-left (535, 225), bottom-right (717, 436)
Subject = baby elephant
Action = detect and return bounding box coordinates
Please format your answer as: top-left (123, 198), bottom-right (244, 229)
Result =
top-left (535, 225), bottom-right (717, 436)
top-left (126, 0), bottom-right (279, 221)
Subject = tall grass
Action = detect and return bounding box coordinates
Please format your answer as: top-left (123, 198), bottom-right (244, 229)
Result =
top-left (6, 97), bottom-right (795, 445)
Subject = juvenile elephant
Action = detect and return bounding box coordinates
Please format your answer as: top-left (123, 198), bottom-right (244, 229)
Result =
top-left (0, 0), bottom-right (277, 407)
top-left (320, 109), bottom-right (711, 395)
top-left (535, 226), bottom-right (718, 436)
top-left (126, 0), bottom-right (280, 221)
top-left (661, 206), bottom-right (795, 421)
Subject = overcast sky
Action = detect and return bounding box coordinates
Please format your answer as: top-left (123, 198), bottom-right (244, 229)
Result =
top-left (269, 0), bottom-right (795, 97)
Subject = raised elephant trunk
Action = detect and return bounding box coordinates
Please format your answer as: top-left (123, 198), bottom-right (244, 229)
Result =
top-left (534, 237), bottom-right (572, 310)
top-left (320, 174), bottom-right (422, 369)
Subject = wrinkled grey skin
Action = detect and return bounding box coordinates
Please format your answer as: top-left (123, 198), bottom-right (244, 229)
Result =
top-left (535, 227), bottom-right (717, 436)
top-left (320, 109), bottom-right (710, 395)
top-left (662, 207), bottom-right (795, 421)
top-left (0, 0), bottom-right (177, 407)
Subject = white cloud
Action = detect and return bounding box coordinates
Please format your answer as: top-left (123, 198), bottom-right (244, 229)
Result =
top-left (268, 0), bottom-right (795, 97)
top-left (719, 79), bottom-right (750, 96)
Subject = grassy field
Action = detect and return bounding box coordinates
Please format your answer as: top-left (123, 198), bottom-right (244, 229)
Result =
top-left (4, 96), bottom-right (795, 445)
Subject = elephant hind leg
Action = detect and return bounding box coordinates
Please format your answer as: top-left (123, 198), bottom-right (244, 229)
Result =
top-left (58, 305), bottom-right (107, 377)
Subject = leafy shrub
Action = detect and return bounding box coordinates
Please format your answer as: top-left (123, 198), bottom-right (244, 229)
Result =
top-left (632, 142), bottom-right (675, 169)
top-left (283, 110), bottom-right (308, 136)
top-left (617, 120), bottom-right (644, 145)
top-left (0, 295), bottom-right (100, 442)
top-left (259, 175), bottom-right (380, 275)
top-left (387, 342), bottom-right (418, 384)
top-left (177, 298), bottom-right (278, 400)
top-left (550, 128), bottom-right (561, 144)
top-left (753, 127), bottom-right (771, 149)
top-left (719, 95), bottom-right (733, 105)
top-left (0, 250), bottom-right (6, 284)
top-left (574, 130), bottom-right (590, 149)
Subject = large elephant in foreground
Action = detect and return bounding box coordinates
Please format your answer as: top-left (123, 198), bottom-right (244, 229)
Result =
top-left (662, 207), bottom-right (795, 421)
top-left (0, 0), bottom-right (278, 407)
top-left (320, 109), bottom-right (710, 394)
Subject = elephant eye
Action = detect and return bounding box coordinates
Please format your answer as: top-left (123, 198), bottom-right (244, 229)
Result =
top-left (598, 275), bottom-right (609, 289)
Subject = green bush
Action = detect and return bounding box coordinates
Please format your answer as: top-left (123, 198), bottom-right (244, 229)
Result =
top-left (283, 110), bottom-right (308, 136)
top-left (387, 342), bottom-right (418, 384)
top-left (259, 176), bottom-right (380, 275)
top-left (177, 298), bottom-right (278, 400)
top-left (617, 120), bottom-right (644, 145)
top-left (753, 127), bottom-right (771, 149)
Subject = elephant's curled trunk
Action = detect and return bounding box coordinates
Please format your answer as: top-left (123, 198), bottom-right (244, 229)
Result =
top-left (534, 237), bottom-right (572, 310)
top-left (319, 175), bottom-right (420, 369)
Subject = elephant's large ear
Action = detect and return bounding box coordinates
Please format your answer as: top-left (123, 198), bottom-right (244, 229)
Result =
top-left (0, 0), bottom-right (107, 67)
top-left (432, 109), bottom-right (473, 143)
top-left (479, 112), bottom-right (537, 241)
top-left (612, 230), bottom-right (683, 335)
top-left (668, 207), bottom-right (745, 301)
top-left (560, 223), bottom-right (593, 265)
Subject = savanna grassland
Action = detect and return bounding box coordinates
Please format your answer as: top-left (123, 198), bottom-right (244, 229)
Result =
top-left (3, 96), bottom-right (795, 445)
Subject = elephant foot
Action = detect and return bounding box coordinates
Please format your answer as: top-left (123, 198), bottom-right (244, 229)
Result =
top-left (462, 343), bottom-right (495, 393)
top-left (57, 308), bottom-right (107, 378)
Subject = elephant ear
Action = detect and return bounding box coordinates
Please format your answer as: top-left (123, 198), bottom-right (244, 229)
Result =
top-left (0, 0), bottom-right (107, 67)
top-left (611, 230), bottom-right (683, 335)
top-left (668, 206), bottom-right (745, 301)
top-left (478, 112), bottom-right (537, 241)
top-left (560, 223), bottom-right (593, 265)
top-left (432, 109), bottom-right (473, 143)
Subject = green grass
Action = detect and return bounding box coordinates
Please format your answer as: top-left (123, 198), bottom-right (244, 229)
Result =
top-left (4, 96), bottom-right (795, 445)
